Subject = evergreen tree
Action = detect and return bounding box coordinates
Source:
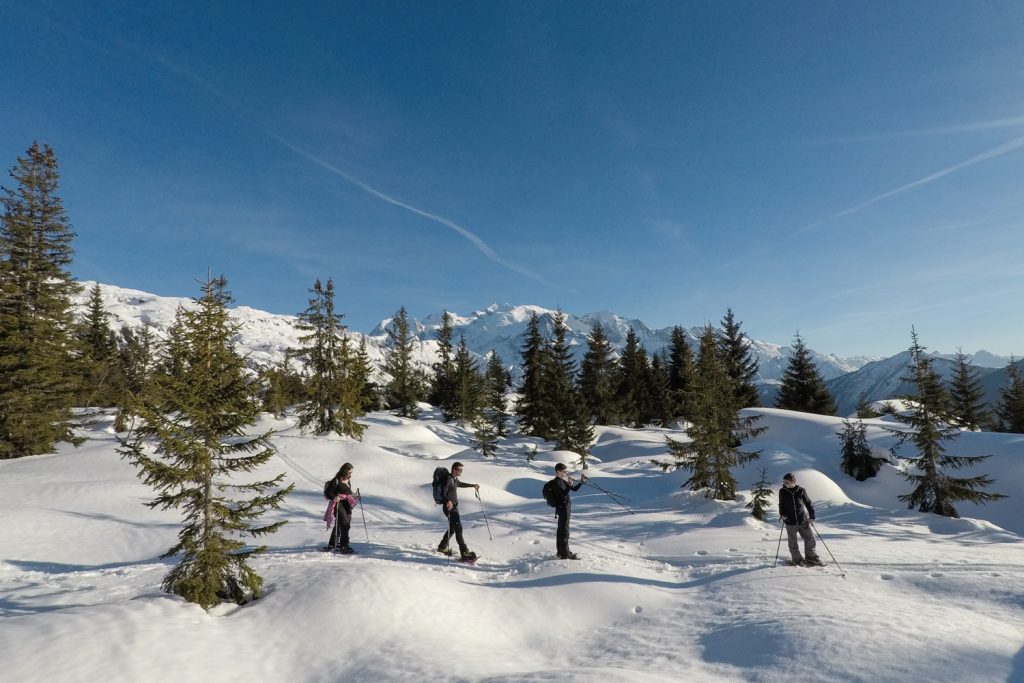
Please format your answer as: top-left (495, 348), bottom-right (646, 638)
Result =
top-left (887, 331), bottom-right (1005, 517)
top-left (717, 308), bottom-right (760, 408)
top-left (119, 276), bottom-right (293, 609)
top-left (0, 142), bottom-right (81, 458)
top-left (482, 350), bottom-right (510, 438)
top-left (855, 395), bottom-right (880, 419)
top-left (578, 322), bottom-right (619, 425)
top-left (554, 388), bottom-right (595, 467)
top-left (383, 306), bottom-right (425, 418)
top-left (259, 354), bottom-right (306, 418)
top-left (774, 333), bottom-right (837, 415)
top-left (666, 326), bottom-right (696, 422)
top-left (448, 335), bottom-right (483, 425)
top-left (647, 353), bottom-right (672, 427)
top-left (428, 311), bottom-right (456, 415)
top-left (75, 282), bottom-right (121, 407)
top-left (616, 328), bottom-right (652, 428)
top-left (515, 313), bottom-right (552, 438)
top-left (113, 324), bottom-right (158, 432)
top-left (948, 350), bottom-right (989, 431)
top-left (994, 359), bottom-right (1024, 434)
top-left (546, 311), bottom-right (578, 429)
top-left (353, 336), bottom-right (383, 412)
top-left (838, 418), bottom-right (885, 481)
top-left (293, 278), bottom-right (364, 438)
top-left (746, 467), bottom-right (774, 521)
top-left (659, 326), bottom-right (765, 500)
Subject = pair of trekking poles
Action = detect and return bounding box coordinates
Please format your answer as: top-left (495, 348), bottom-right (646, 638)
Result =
top-left (772, 519), bottom-right (846, 578)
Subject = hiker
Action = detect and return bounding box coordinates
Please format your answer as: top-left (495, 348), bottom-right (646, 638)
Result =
top-left (325, 463), bottom-right (358, 554)
top-left (778, 472), bottom-right (821, 566)
top-left (552, 463), bottom-right (587, 560)
top-left (438, 462), bottom-right (479, 560)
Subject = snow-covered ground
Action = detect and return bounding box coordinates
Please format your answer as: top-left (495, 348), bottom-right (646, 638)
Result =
top-left (1, 407), bottom-right (1023, 682)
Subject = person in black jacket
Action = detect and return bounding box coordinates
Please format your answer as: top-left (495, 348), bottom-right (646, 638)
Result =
top-left (552, 463), bottom-right (587, 560)
top-left (326, 463), bottom-right (357, 554)
top-left (438, 462), bottom-right (479, 560)
top-left (778, 472), bottom-right (821, 566)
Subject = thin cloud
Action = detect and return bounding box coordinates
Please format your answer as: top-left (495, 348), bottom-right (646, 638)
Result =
top-left (818, 114), bottom-right (1024, 144)
top-left (795, 134), bottom-right (1024, 235)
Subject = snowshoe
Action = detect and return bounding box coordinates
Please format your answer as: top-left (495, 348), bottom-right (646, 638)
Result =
top-left (803, 558), bottom-right (825, 567)
top-left (437, 546), bottom-right (453, 556)
top-left (459, 551), bottom-right (478, 563)
top-left (338, 546), bottom-right (356, 555)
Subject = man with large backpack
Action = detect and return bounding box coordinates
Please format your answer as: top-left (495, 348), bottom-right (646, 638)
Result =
top-left (545, 463), bottom-right (587, 560)
top-left (436, 462), bottom-right (479, 561)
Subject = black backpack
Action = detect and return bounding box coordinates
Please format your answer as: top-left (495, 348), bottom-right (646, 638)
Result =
top-left (323, 479), bottom-right (334, 500)
top-left (431, 466), bottom-right (450, 505)
top-left (542, 478), bottom-right (561, 507)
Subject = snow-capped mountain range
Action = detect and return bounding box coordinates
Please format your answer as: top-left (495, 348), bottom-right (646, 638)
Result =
top-left (74, 282), bottom-right (1014, 411)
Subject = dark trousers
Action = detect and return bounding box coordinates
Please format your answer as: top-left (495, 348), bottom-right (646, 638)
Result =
top-left (440, 506), bottom-right (467, 553)
top-left (556, 505), bottom-right (571, 557)
top-left (329, 507), bottom-right (352, 548)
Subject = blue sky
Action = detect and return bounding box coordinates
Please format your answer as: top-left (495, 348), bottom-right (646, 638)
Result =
top-left (3, 1), bottom-right (1023, 358)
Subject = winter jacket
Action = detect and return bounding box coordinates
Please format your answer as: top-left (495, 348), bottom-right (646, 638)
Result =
top-left (552, 476), bottom-right (584, 511)
top-left (441, 475), bottom-right (475, 508)
top-left (326, 480), bottom-right (356, 514)
top-left (778, 484), bottom-right (815, 525)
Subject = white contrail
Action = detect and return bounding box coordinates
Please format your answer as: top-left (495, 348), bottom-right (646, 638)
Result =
top-left (270, 136), bottom-right (556, 287)
top-left (795, 134), bottom-right (1024, 234)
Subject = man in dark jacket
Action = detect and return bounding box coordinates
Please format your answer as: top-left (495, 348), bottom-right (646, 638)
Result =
top-left (552, 463), bottom-right (587, 560)
top-left (438, 462), bottom-right (479, 560)
top-left (778, 472), bottom-right (821, 566)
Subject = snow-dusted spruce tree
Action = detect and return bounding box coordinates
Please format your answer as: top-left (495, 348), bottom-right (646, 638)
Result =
top-left (547, 311), bottom-right (594, 460)
top-left (293, 278), bottom-right (365, 438)
top-left (579, 322), bottom-right (620, 426)
top-left (119, 276), bottom-right (293, 609)
top-left (838, 418), bottom-right (885, 481)
top-left (717, 308), bottom-right (760, 409)
top-left (667, 326), bottom-right (696, 423)
top-left (948, 350), bottom-right (988, 431)
top-left (384, 306), bottom-right (426, 418)
top-left (887, 331), bottom-right (1004, 517)
top-left (775, 332), bottom-right (837, 415)
top-left (0, 142), bottom-right (82, 458)
top-left (746, 467), bottom-right (774, 521)
top-left (659, 325), bottom-right (765, 500)
top-left (258, 354), bottom-right (305, 418)
top-left (994, 359), bottom-right (1024, 434)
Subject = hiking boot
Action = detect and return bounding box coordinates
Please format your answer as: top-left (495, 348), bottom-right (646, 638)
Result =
top-left (338, 546), bottom-right (356, 555)
top-left (437, 545), bottom-right (453, 556)
top-left (460, 550), bottom-right (477, 561)
top-left (565, 552), bottom-right (581, 560)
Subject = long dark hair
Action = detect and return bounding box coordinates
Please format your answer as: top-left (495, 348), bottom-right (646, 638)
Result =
top-left (336, 463), bottom-right (353, 481)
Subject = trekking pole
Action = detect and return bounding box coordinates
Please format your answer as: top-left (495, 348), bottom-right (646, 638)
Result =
top-left (582, 480), bottom-right (635, 515)
top-left (583, 479), bottom-right (632, 503)
top-left (812, 523), bottom-right (847, 579)
top-left (474, 489), bottom-right (493, 541)
top-left (356, 488), bottom-right (370, 543)
top-left (772, 520), bottom-right (784, 568)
